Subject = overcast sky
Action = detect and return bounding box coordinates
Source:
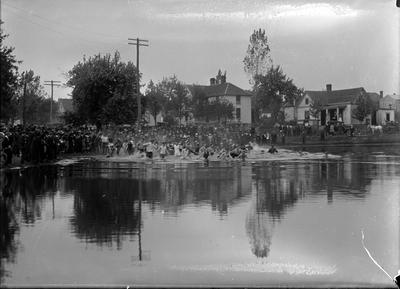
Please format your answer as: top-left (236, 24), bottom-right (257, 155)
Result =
top-left (2, 0), bottom-right (399, 100)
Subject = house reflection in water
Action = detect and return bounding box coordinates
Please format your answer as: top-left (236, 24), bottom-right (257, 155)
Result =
top-left (246, 160), bottom-right (373, 258)
top-left (0, 158), bottom-right (379, 281)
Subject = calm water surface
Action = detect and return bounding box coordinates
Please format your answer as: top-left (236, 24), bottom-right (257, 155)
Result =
top-left (1, 146), bottom-right (399, 287)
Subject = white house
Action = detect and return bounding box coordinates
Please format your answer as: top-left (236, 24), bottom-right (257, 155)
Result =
top-left (186, 75), bottom-right (252, 124)
top-left (285, 84), bottom-right (374, 125)
top-left (376, 94), bottom-right (396, 125)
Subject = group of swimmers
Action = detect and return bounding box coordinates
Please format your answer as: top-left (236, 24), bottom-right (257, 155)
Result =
top-left (105, 138), bottom-right (279, 162)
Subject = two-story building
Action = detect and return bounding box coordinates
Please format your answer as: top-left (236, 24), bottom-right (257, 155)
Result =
top-left (186, 74), bottom-right (252, 124)
top-left (376, 94), bottom-right (397, 125)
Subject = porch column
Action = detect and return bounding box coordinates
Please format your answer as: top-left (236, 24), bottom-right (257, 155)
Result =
top-left (336, 107), bottom-right (339, 120)
top-left (326, 109), bottom-right (328, 124)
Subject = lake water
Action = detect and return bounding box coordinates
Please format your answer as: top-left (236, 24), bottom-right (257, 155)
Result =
top-left (1, 145), bottom-right (399, 287)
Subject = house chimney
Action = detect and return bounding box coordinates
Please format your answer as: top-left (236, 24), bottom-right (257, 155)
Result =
top-left (326, 84), bottom-right (332, 92)
top-left (210, 78), bottom-right (216, 86)
top-left (379, 91), bottom-right (383, 98)
top-left (221, 75), bottom-right (226, 84)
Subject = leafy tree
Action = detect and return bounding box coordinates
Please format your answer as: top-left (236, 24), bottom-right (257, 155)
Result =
top-left (209, 99), bottom-right (234, 122)
top-left (309, 95), bottom-right (324, 120)
top-left (145, 80), bottom-right (165, 125)
top-left (191, 86), bottom-right (209, 120)
top-left (159, 75), bottom-right (190, 125)
top-left (253, 66), bottom-right (303, 124)
top-left (18, 70), bottom-right (56, 125)
top-left (67, 51), bottom-right (138, 128)
top-left (62, 111), bottom-right (85, 126)
top-left (352, 94), bottom-right (374, 122)
top-left (243, 28), bottom-right (272, 82)
top-left (190, 86), bottom-right (234, 123)
top-left (215, 69), bottom-right (226, 84)
top-left (102, 92), bottom-right (139, 125)
top-left (0, 26), bottom-right (20, 122)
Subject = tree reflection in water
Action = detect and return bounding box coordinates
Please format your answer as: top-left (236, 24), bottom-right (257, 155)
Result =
top-left (0, 166), bottom-right (58, 283)
top-left (67, 177), bottom-right (145, 249)
top-left (65, 163), bottom-right (252, 248)
top-left (246, 160), bottom-right (373, 258)
top-left (0, 159), bottom-right (377, 281)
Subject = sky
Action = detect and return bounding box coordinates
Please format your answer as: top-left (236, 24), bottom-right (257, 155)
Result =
top-left (1, 0), bottom-right (399, 100)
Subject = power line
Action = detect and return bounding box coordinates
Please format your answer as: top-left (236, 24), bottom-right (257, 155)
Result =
top-left (128, 38), bottom-right (149, 126)
top-left (44, 80), bottom-right (61, 123)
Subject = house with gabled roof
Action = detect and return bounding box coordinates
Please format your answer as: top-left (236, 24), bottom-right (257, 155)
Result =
top-left (285, 84), bottom-right (376, 125)
top-left (376, 93), bottom-right (397, 124)
top-left (186, 74), bottom-right (252, 124)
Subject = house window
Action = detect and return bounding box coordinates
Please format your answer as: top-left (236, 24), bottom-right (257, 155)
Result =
top-left (305, 98), bottom-right (309, 105)
top-left (236, 108), bottom-right (241, 120)
top-left (304, 110), bottom-right (310, 120)
top-left (386, 113), bottom-right (390, 122)
top-left (236, 95), bottom-right (241, 105)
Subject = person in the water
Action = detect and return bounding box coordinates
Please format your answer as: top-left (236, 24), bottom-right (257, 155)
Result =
top-left (268, 145), bottom-right (278, 154)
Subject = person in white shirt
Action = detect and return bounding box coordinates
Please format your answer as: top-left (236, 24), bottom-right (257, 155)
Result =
top-left (174, 143), bottom-right (181, 156)
top-left (146, 141), bottom-right (156, 159)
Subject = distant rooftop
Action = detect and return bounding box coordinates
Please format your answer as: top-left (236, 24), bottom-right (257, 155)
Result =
top-left (187, 82), bottom-right (252, 98)
top-left (304, 87), bottom-right (367, 105)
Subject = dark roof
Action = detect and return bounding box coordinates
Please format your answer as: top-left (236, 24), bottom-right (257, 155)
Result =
top-left (367, 92), bottom-right (380, 105)
top-left (187, 82), bottom-right (252, 98)
top-left (304, 87), bottom-right (367, 105)
top-left (58, 98), bottom-right (74, 113)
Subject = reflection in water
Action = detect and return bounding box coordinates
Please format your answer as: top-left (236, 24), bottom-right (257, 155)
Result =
top-left (64, 163), bottom-right (253, 248)
top-left (0, 173), bottom-right (18, 283)
top-left (0, 166), bottom-right (58, 283)
top-left (245, 160), bottom-right (375, 258)
top-left (246, 196), bottom-right (273, 258)
top-left (0, 157), bottom-right (388, 283)
top-left (67, 178), bottom-right (143, 249)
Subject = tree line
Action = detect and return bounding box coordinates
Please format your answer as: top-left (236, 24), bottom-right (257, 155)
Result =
top-left (1, 23), bottom-right (376, 128)
top-left (1, 26), bottom-right (58, 125)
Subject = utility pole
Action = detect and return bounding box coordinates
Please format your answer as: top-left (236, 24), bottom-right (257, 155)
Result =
top-left (22, 75), bottom-right (27, 126)
top-left (128, 38), bottom-right (149, 127)
top-left (44, 80), bottom-right (61, 124)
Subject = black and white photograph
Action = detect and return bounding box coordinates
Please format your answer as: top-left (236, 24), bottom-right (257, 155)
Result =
top-left (0, 0), bottom-right (399, 287)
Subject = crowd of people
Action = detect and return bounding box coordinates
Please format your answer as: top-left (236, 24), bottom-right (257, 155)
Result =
top-left (0, 124), bottom-right (99, 166)
top-left (97, 124), bottom-right (256, 162)
top-left (3, 119), bottom-right (397, 167)
top-left (0, 123), bottom-right (271, 166)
